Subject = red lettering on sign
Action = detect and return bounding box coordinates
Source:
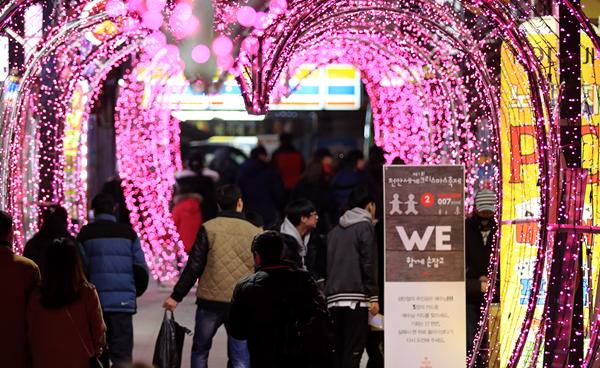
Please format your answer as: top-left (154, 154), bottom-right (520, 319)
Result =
top-left (515, 223), bottom-right (539, 245)
top-left (510, 126), bottom-right (538, 184)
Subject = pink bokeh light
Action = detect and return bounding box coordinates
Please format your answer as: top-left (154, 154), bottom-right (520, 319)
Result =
top-left (191, 44), bottom-right (211, 64)
top-left (236, 6), bottom-right (257, 27)
top-left (212, 36), bottom-right (233, 57)
top-left (142, 10), bottom-right (164, 30)
top-left (169, 14), bottom-right (200, 40)
top-left (253, 11), bottom-right (268, 30)
top-left (169, 2), bottom-right (200, 39)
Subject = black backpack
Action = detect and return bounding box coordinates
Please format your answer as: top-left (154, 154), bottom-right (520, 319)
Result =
top-left (276, 272), bottom-right (334, 368)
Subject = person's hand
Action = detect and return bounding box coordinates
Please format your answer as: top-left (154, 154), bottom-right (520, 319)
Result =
top-left (369, 302), bottom-right (380, 316)
top-left (479, 276), bottom-right (490, 293)
top-left (163, 297), bottom-right (178, 311)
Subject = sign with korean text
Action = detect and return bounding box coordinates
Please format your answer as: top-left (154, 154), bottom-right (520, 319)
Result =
top-left (499, 18), bottom-right (600, 365)
top-left (384, 165), bottom-right (466, 368)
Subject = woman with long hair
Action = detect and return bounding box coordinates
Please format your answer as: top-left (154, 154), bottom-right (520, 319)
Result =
top-left (27, 237), bottom-right (106, 368)
top-left (23, 205), bottom-right (71, 271)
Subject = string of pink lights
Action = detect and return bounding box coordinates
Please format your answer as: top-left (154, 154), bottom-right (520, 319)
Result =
top-left (115, 52), bottom-right (188, 282)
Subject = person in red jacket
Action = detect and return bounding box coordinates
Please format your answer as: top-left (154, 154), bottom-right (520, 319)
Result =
top-left (272, 133), bottom-right (304, 195)
top-left (172, 182), bottom-right (203, 253)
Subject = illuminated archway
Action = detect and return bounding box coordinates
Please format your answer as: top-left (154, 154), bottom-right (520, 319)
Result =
top-left (1, 1), bottom-right (599, 365)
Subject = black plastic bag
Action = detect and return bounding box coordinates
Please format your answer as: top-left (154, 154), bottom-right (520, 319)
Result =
top-left (152, 311), bottom-right (191, 368)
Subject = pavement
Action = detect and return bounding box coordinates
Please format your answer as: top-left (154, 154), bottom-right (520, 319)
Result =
top-left (133, 282), bottom-right (227, 367)
top-left (133, 282), bottom-right (369, 368)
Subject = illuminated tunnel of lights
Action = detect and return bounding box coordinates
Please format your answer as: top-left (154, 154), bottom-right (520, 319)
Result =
top-left (0, 0), bottom-right (599, 365)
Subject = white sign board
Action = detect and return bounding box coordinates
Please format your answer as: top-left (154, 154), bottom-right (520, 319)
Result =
top-left (384, 165), bottom-right (466, 367)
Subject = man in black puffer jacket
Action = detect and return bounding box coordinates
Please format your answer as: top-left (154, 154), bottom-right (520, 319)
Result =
top-left (229, 231), bottom-right (332, 368)
top-left (326, 186), bottom-right (379, 368)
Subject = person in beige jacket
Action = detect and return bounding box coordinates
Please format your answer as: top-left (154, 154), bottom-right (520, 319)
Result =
top-left (164, 184), bottom-right (260, 368)
top-left (0, 210), bottom-right (40, 368)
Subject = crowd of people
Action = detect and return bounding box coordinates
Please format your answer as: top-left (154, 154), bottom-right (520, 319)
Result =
top-left (164, 182), bottom-right (382, 368)
top-left (165, 136), bottom-right (386, 368)
top-left (0, 133), bottom-right (496, 368)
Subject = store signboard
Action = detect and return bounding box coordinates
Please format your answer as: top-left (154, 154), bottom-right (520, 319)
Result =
top-left (384, 165), bottom-right (466, 368)
top-left (170, 64), bottom-right (361, 114)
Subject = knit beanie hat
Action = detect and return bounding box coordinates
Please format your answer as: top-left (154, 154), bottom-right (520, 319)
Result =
top-left (475, 189), bottom-right (496, 213)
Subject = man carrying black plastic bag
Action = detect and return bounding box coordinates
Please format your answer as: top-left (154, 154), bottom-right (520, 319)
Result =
top-left (153, 311), bottom-right (191, 368)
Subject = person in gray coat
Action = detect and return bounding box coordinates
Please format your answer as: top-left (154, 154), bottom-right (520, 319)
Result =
top-left (326, 186), bottom-right (379, 368)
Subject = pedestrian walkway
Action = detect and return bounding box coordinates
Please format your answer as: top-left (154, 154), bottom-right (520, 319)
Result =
top-left (133, 283), bottom-right (228, 367)
top-left (133, 282), bottom-right (369, 367)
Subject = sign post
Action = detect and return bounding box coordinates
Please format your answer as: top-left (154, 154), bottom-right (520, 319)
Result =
top-left (384, 165), bottom-right (466, 367)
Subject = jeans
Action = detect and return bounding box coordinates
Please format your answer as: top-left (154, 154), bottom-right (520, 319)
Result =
top-left (100, 312), bottom-right (133, 366)
top-left (191, 305), bottom-right (249, 368)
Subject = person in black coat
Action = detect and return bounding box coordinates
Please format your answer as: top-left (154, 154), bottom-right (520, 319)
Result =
top-left (23, 205), bottom-right (72, 272)
top-left (237, 146), bottom-right (284, 228)
top-left (326, 186), bottom-right (379, 368)
top-left (176, 153), bottom-right (218, 221)
top-left (330, 150), bottom-right (369, 217)
top-left (465, 189), bottom-right (497, 356)
top-left (291, 161), bottom-right (336, 233)
top-left (229, 231), bottom-right (331, 368)
top-left (101, 177), bottom-right (131, 225)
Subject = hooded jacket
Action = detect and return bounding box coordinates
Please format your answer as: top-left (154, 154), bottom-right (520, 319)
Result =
top-left (237, 158), bottom-right (284, 227)
top-left (325, 208), bottom-right (378, 306)
top-left (280, 217), bottom-right (310, 269)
